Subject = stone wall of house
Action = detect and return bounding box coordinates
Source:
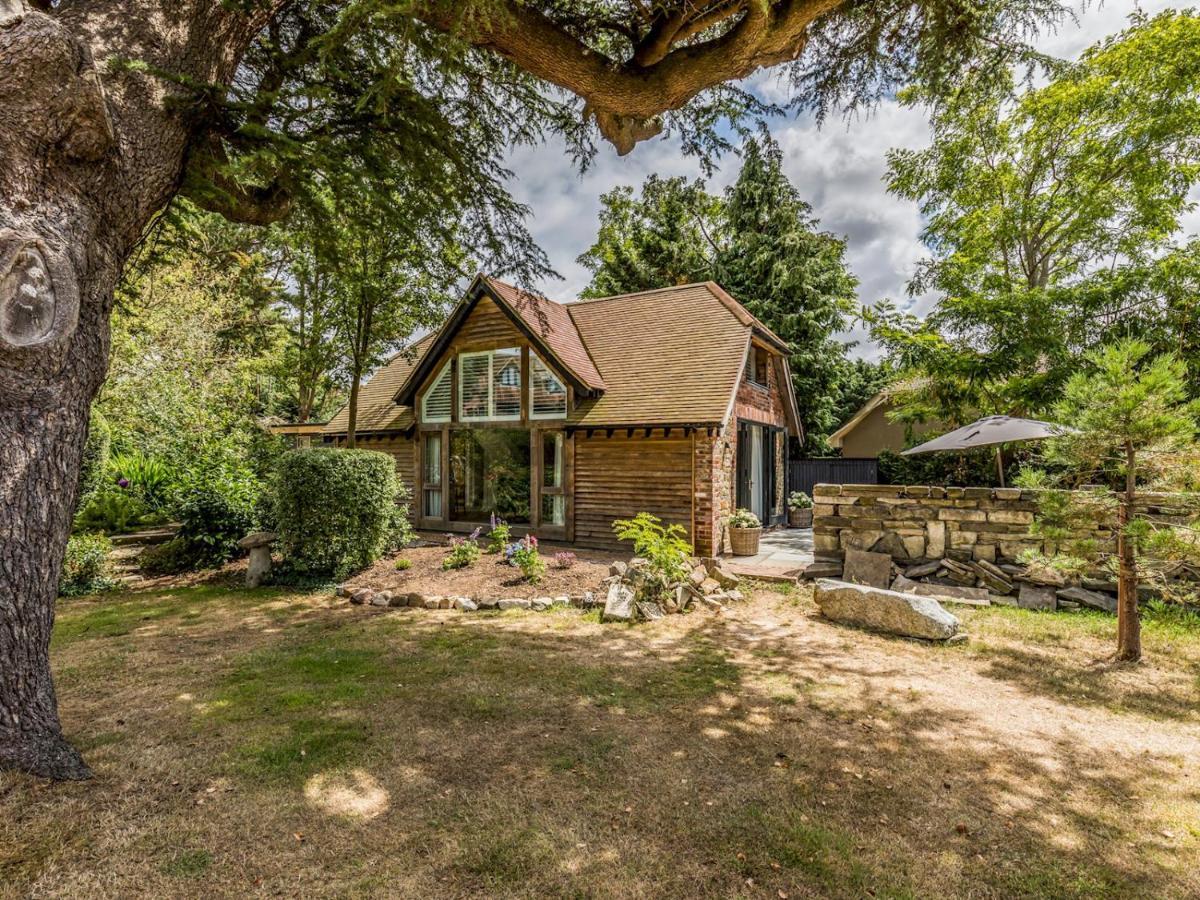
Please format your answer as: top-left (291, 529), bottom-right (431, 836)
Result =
top-left (813, 484), bottom-right (1073, 565)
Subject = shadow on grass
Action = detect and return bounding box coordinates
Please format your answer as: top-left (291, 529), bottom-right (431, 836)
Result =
top-left (20, 591), bottom-right (1200, 898)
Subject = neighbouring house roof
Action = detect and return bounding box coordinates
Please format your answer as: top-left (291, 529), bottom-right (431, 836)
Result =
top-left (323, 276), bottom-right (801, 436)
top-left (827, 390), bottom-right (889, 449)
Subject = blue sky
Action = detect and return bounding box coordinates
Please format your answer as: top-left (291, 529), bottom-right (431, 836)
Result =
top-left (503, 0), bottom-right (1197, 359)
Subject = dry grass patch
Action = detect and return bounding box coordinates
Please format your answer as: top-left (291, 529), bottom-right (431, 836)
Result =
top-left (2, 582), bottom-right (1199, 898)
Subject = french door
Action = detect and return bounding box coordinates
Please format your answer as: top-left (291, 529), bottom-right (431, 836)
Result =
top-left (737, 420), bottom-right (781, 526)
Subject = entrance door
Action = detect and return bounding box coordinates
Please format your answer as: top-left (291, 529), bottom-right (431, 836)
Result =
top-left (737, 421), bottom-right (778, 525)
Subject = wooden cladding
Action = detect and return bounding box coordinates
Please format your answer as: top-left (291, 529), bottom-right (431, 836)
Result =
top-left (574, 432), bottom-right (693, 549)
top-left (452, 296), bottom-right (523, 349)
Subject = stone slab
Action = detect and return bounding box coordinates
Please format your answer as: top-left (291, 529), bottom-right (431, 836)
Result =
top-left (891, 574), bottom-right (991, 606)
top-left (842, 547), bottom-right (893, 589)
top-left (1057, 586), bottom-right (1117, 614)
top-left (814, 579), bottom-right (961, 641)
top-left (1018, 582), bottom-right (1057, 611)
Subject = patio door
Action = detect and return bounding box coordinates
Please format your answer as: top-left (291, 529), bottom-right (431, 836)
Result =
top-left (737, 421), bottom-right (779, 526)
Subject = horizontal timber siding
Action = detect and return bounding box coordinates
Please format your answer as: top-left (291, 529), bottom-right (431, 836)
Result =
top-left (574, 433), bottom-right (693, 550)
top-left (452, 296), bottom-right (523, 349)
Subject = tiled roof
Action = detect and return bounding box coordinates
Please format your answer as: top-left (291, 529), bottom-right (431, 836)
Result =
top-left (322, 334), bottom-right (434, 434)
top-left (565, 283), bottom-right (752, 427)
top-left (326, 278), bottom-right (797, 434)
top-left (483, 277), bottom-right (605, 391)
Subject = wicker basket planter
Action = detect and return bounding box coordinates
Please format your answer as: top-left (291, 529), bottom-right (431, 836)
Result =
top-left (729, 526), bottom-right (762, 557)
top-left (788, 508), bottom-right (813, 528)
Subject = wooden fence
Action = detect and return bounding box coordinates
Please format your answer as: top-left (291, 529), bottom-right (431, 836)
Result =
top-left (788, 458), bottom-right (878, 497)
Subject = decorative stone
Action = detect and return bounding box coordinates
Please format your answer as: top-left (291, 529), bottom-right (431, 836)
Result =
top-left (497, 598), bottom-right (531, 611)
top-left (699, 577), bottom-right (721, 595)
top-left (813, 579), bottom-right (961, 641)
top-left (423, 596), bottom-right (441, 609)
top-left (903, 560), bottom-right (941, 579)
top-left (870, 531), bottom-right (909, 560)
top-left (370, 592), bottom-right (390, 608)
top-left (1018, 582), bottom-right (1057, 611)
top-left (453, 597), bottom-right (478, 612)
top-left (726, 588), bottom-right (744, 602)
top-left (842, 548), bottom-right (893, 589)
top-left (580, 591), bottom-right (598, 608)
top-left (1057, 586), bottom-right (1117, 614)
top-left (891, 574), bottom-right (990, 606)
top-left (609, 561), bottom-right (628, 578)
top-left (438, 596), bottom-right (454, 609)
top-left (240, 531), bottom-right (278, 588)
top-left (477, 597), bottom-right (499, 610)
top-left (238, 531), bottom-right (277, 550)
top-left (689, 566), bottom-right (708, 588)
top-left (531, 597), bottom-right (552, 611)
top-left (636, 601), bottom-right (664, 621)
top-left (351, 588), bottom-right (375, 605)
top-left (602, 582), bottom-right (635, 623)
top-left (802, 560), bottom-right (843, 580)
top-left (407, 592), bottom-right (425, 608)
top-left (554, 595), bottom-right (570, 606)
top-left (704, 560), bottom-right (741, 588)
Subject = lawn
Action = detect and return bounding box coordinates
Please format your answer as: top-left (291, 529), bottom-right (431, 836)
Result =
top-left (3, 582), bottom-right (1199, 898)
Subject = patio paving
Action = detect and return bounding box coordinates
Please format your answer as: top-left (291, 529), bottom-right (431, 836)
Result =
top-left (723, 527), bottom-right (814, 581)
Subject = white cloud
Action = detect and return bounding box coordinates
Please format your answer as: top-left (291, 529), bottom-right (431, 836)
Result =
top-left (504, 0), bottom-right (1197, 360)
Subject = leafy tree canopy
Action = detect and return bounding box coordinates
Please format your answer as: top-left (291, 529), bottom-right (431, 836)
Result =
top-left (867, 9), bottom-right (1200, 427)
top-left (577, 131), bottom-right (859, 449)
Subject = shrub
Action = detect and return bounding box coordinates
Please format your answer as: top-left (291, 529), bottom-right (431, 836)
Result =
top-left (74, 485), bottom-right (160, 535)
top-left (787, 491), bottom-right (812, 510)
top-left (274, 448), bottom-right (404, 579)
top-left (443, 528), bottom-right (482, 570)
top-left (728, 508), bottom-right (761, 529)
top-left (394, 558), bottom-right (412, 571)
top-left (486, 514), bottom-right (512, 554)
top-left (553, 551), bottom-right (577, 569)
top-left (110, 450), bottom-right (178, 512)
top-left (509, 535), bottom-right (546, 583)
top-left (612, 513), bottom-right (692, 588)
top-left (169, 464), bottom-right (262, 570)
top-left (59, 533), bottom-right (115, 597)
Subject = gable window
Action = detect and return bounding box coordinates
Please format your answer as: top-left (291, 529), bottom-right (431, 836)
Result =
top-left (458, 348), bottom-right (522, 421)
top-left (530, 352), bottom-right (567, 419)
top-left (422, 361), bottom-right (452, 423)
top-left (748, 345), bottom-right (769, 387)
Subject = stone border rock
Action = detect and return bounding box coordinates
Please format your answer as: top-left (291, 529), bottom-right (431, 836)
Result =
top-left (337, 584), bottom-right (601, 613)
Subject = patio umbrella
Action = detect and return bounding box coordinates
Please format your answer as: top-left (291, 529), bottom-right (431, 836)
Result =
top-left (901, 415), bottom-right (1077, 487)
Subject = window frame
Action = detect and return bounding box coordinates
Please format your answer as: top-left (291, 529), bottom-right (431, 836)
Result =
top-left (457, 348), bottom-right (523, 423)
top-left (528, 352), bottom-right (568, 420)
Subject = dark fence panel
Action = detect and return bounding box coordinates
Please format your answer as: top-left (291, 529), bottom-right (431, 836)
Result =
top-left (788, 458), bottom-right (878, 496)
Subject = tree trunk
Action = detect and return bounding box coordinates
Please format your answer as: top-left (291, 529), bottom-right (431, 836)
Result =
top-left (346, 374), bottom-right (360, 449)
top-left (0, 1), bottom-right (279, 779)
top-left (1116, 441), bottom-right (1141, 662)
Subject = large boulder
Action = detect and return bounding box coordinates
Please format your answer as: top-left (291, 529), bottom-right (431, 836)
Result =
top-left (813, 579), bottom-right (962, 641)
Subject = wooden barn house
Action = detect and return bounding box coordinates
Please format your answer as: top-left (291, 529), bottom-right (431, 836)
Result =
top-left (318, 275), bottom-right (801, 556)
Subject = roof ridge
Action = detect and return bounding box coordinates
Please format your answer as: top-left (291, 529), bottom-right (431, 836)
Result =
top-left (565, 281), bottom-right (714, 305)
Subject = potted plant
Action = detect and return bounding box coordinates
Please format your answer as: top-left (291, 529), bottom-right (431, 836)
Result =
top-left (787, 491), bottom-right (813, 528)
top-left (727, 508), bottom-right (762, 556)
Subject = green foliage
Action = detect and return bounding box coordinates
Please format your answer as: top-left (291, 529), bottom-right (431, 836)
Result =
top-left (577, 131), bottom-right (858, 448)
top-left (77, 410), bottom-right (111, 504)
top-left (870, 10), bottom-right (1200, 424)
top-left (394, 558), bottom-right (412, 571)
top-left (509, 535), bottom-right (546, 584)
top-left (877, 447), bottom-right (1012, 488)
top-left (612, 513), bottom-right (693, 587)
top-left (109, 450), bottom-right (179, 512)
top-left (274, 448), bottom-right (403, 578)
top-left (487, 519), bottom-right (512, 554)
top-left (443, 529), bottom-right (482, 571)
top-left (74, 487), bottom-right (163, 535)
top-left (728, 508), bottom-right (761, 529)
top-left (59, 534), bottom-right (116, 597)
top-left (172, 465), bottom-right (263, 571)
top-left (1023, 339), bottom-right (1200, 606)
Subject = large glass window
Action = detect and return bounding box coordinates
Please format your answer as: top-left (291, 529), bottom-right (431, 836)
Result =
top-left (458, 348), bottom-right (522, 421)
top-left (449, 429), bottom-right (531, 523)
top-left (423, 433), bottom-right (443, 518)
top-left (530, 353), bottom-right (567, 419)
top-left (422, 361), bottom-right (452, 423)
top-left (540, 431), bottom-right (565, 527)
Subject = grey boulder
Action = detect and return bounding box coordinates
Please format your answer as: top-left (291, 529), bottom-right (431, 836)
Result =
top-left (814, 578), bottom-right (961, 641)
top-left (602, 582), bottom-right (635, 623)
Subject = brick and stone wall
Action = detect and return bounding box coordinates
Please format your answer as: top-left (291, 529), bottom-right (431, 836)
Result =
top-left (813, 484), bottom-right (1090, 565)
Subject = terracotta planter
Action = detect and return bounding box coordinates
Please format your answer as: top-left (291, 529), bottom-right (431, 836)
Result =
top-left (788, 508), bottom-right (813, 528)
top-left (729, 526), bottom-right (762, 557)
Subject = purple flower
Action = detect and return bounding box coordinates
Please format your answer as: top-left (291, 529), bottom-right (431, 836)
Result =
top-left (117, 477), bottom-right (130, 489)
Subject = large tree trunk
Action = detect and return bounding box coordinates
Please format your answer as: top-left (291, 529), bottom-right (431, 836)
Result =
top-left (0, 1), bottom-right (277, 780)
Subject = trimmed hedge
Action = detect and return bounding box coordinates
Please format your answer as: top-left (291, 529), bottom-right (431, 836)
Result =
top-left (274, 448), bottom-right (409, 579)
top-left (59, 533), bottom-right (115, 597)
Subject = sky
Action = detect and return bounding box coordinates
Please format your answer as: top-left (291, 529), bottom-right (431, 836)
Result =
top-left (503, 0), bottom-right (1194, 359)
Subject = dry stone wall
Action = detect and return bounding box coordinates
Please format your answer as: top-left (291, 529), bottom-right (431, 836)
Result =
top-left (813, 484), bottom-right (1095, 565)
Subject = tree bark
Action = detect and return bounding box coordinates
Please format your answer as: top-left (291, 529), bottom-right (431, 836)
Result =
top-left (1116, 440), bottom-right (1141, 662)
top-left (0, 1), bottom-right (281, 779)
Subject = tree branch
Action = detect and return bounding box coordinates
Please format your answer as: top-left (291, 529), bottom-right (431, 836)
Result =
top-left (179, 133), bottom-right (292, 226)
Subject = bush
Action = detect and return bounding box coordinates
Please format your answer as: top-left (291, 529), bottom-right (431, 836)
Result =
top-left (274, 448), bottom-right (404, 579)
top-left (444, 528), bottom-right (482, 570)
top-left (74, 485), bottom-right (162, 535)
top-left (172, 468), bottom-right (261, 569)
top-left (612, 513), bottom-right (693, 590)
top-left (394, 558), bottom-right (412, 571)
top-left (509, 535), bottom-right (546, 583)
top-left (110, 450), bottom-right (179, 512)
top-left (59, 533), bottom-right (115, 597)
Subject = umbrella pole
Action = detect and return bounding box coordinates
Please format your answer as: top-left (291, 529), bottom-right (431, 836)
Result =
top-left (995, 447), bottom-right (1005, 488)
